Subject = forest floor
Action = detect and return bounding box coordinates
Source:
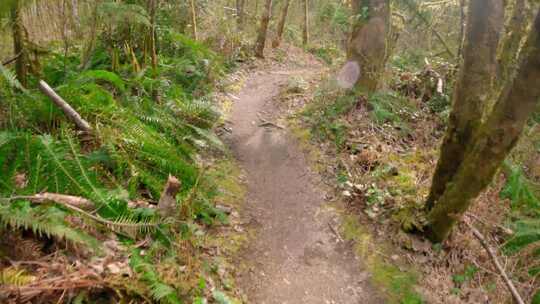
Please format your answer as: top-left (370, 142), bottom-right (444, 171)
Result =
top-left (221, 49), bottom-right (385, 303)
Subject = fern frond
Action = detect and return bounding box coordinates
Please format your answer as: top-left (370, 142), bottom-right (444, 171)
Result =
top-left (0, 267), bottom-right (36, 286)
top-left (0, 201), bottom-right (99, 248)
top-left (0, 64), bottom-right (26, 93)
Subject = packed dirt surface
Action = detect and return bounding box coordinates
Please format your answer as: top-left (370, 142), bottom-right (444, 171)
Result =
top-left (224, 66), bottom-right (384, 303)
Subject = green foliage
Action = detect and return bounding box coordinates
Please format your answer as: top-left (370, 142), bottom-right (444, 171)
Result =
top-left (501, 163), bottom-right (540, 212)
top-left (452, 265), bottom-right (478, 286)
top-left (0, 200), bottom-right (99, 248)
top-left (368, 91), bottom-right (414, 131)
top-left (308, 46), bottom-right (341, 65)
top-left (130, 250), bottom-right (182, 304)
top-left (302, 89), bottom-right (358, 150)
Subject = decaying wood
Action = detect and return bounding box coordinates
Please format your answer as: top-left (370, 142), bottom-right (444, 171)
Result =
top-left (464, 220), bottom-right (525, 304)
top-left (157, 175), bottom-right (181, 217)
top-left (38, 80), bottom-right (92, 133)
top-left (10, 193), bottom-right (95, 210)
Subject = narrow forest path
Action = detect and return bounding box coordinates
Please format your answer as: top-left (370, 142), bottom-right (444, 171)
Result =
top-left (224, 65), bottom-right (383, 303)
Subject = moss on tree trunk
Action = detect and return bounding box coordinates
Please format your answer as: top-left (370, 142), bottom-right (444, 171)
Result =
top-left (11, 1), bottom-right (27, 88)
top-left (425, 0), bottom-right (504, 211)
top-left (347, 0), bottom-right (390, 93)
top-left (428, 9), bottom-right (540, 242)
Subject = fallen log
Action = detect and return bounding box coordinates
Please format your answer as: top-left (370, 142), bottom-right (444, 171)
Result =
top-left (38, 80), bottom-right (92, 133)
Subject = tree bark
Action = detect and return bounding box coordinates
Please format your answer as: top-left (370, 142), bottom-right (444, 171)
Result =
top-left (189, 0), bottom-right (198, 41)
top-left (302, 0), bottom-right (309, 46)
top-left (425, 0), bottom-right (504, 211)
top-left (10, 0), bottom-right (28, 88)
top-left (236, 0), bottom-right (245, 30)
top-left (457, 0), bottom-right (466, 60)
top-left (498, 0), bottom-right (531, 86)
top-left (427, 8), bottom-right (540, 242)
top-left (255, 0), bottom-right (273, 58)
top-left (272, 0), bottom-right (291, 48)
top-left (347, 0), bottom-right (390, 93)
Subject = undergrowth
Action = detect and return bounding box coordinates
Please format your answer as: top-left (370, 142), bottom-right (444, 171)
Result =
top-left (0, 10), bottom-right (236, 301)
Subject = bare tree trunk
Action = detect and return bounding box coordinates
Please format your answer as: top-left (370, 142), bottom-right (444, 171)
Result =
top-left (255, 0), bottom-right (273, 58)
top-left (427, 9), bottom-right (540, 242)
top-left (236, 0), bottom-right (245, 30)
top-left (272, 0), bottom-right (291, 48)
top-left (425, 0), bottom-right (504, 211)
top-left (347, 0), bottom-right (390, 93)
top-left (302, 0), bottom-right (309, 46)
top-left (190, 0), bottom-right (198, 40)
top-left (10, 0), bottom-right (28, 87)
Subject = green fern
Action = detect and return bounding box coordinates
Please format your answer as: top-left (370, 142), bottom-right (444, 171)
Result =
top-left (0, 200), bottom-right (99, 248)
top-left (130, 250), bottom-right (182, 304)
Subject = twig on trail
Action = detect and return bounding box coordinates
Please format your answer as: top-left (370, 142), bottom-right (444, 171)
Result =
top-left (328, 222), bottom-right (344, 243)
top-left (463, 220), bottom-right (525, 304)
top-left (259, 120), bottom-right (285, 129)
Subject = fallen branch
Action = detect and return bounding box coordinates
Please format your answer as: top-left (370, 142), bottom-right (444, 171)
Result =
top-left (1, 53), bottom-right (21, 66)
top-left (464, 220), bottom-right (525, 304)
top-left (38, 80), bottom-right (92, 133)
top-left (9, 193), bottom-right (95, 210)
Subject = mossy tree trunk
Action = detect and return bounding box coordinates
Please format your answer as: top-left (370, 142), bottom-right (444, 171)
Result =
top-left (347, 0), bottom-right (390, 93)
top-left (302, 0), bottom-right (309, 46)
top-left (427, 8), bottom-right (540, 242)
top-left (255, 0), bottom-right (273, 58)
top-left (425, 0), bottom-right (504, 211)
top-left (10, 0), bottom-right (28, 87)
top-left (498, 0), bottom-right (532, 85)
top-left (272, 0), bottom-right (291, 48)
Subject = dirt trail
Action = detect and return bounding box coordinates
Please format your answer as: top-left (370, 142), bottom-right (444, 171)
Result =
top-left (225, 67), bottom-right (383, 304)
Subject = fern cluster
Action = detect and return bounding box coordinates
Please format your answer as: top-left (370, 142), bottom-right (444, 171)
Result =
top-left (0, 4), bottom-right (229, 301)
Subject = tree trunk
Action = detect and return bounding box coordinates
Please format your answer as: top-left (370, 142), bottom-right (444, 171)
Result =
top-left (425, 0), bottom-right (504, 211)
top-left (427, 8), bottom-right (540, 242)
top-left (347, 0), bottom-right (390, 93)
top-left (272, 0), bottom-right (291, 48)
top-left (255, 0), bottom-right (273, 58)
top-left (10, 0), bottom-right (28, 87)
top-left (302, 0), bottom-right (309, 46)
top-left (457, 0), bottom-right (466, 60)
top-left (498, 0), bottom-right (531, 86)
top-left (236, 0), bottom-right (245, 30)
top-left (189, 0), bottom-right (198, 41)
